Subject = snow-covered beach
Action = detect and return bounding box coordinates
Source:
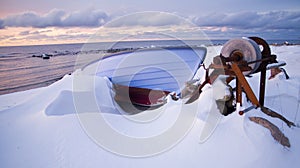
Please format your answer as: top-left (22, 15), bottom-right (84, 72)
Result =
top-left (0, 45), bottom-right (300, 168)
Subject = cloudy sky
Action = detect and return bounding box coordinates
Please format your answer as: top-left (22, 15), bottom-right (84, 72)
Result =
top-left (0, 0), bottom-right (299, 46)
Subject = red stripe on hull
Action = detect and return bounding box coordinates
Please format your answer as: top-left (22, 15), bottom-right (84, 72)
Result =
top-left (113, 84), bottom-right (169, 107)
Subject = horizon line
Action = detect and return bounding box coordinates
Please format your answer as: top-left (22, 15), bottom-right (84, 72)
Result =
top-left (1, 38), bottom-right (300, 48)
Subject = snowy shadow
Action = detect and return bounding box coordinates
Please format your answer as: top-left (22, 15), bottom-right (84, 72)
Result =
top-left (45, 90), bottom-right (119, 116)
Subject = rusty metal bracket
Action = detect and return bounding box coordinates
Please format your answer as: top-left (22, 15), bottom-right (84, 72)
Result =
top-left (231, 63), bottom-right (295, 127)
top-left (232, 63), bottom-right (260, 106)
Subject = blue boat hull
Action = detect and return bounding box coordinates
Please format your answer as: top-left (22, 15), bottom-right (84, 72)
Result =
top-left (94, 46), bottom-right (207, 107)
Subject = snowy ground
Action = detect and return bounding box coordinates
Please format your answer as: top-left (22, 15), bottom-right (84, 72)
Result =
top-left (0, 45), bottom-right (299, 168)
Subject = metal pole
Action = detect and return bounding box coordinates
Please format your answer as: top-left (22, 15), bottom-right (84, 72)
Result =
top-left (259, 66), bottom-right (267, 106)
top-left (236, 78), bottom-right (242, 106)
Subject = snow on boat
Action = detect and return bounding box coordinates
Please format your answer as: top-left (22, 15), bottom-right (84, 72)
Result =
top-left (90, 46), bottom-right (207, 108)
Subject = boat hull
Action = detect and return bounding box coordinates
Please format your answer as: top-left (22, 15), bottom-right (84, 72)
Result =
top-left (93, 46), bottom-right (207, 107)
top-left (113, 84), bottom-right (170, 108)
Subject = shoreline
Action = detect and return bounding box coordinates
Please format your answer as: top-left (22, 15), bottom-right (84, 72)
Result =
top-left (0, 44), bottom-right (299, 96)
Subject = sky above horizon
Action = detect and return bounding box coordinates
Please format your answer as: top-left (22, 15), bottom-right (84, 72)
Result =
top-left (0, 0), bottom-right (299, 46)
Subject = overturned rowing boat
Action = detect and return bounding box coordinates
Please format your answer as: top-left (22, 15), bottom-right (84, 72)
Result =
top-left (90, 46), bottom-right (207, 108)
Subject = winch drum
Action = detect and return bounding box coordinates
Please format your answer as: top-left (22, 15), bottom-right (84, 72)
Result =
top-left (220, 38), bottom-right (262, 75)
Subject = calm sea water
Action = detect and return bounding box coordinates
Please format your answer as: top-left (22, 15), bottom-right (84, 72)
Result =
top-left (0, 39), bottom-right (299, 95)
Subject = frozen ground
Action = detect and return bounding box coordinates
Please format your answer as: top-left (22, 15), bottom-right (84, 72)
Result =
top-left (0, 45), bottom-right (299, 168)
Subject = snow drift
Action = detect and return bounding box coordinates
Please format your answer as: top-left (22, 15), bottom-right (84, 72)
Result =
top-left (0, 46), bottom-right (299, 168)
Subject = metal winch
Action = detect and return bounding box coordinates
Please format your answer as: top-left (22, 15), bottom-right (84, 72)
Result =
top-left (186, 36), bottom-right (295, 127)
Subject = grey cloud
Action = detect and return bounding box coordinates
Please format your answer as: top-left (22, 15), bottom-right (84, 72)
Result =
top-left (0, 35), bottom-right (13, 40)
top-left (3, 9), bottom-right (65, 28)
top-left (1, 9), bottom-right (299, 34)
top-left (1, 9), bottom-right (108, 28)
top-left (0, 19), bottom-right (4, 29)
top-left (18, 30), bottom-right (52, 36)
top-left (19, 31), bottom-right (30, 35)
top-left (105, 12), bottom-right (186, 27)
top-left (63, 9), bottom-right (108, 27)
top-left (193, 10), bottom-right (300, 30)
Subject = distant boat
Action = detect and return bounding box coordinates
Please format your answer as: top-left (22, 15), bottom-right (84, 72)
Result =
top-left (32, 53), bottom-right (52, 59)
top-left (42, 54), bottom-right (51, 59)
top-left (86, 46), bottom-right (207, 107)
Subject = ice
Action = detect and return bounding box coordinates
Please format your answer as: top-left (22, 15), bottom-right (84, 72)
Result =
top-left (0, 46), bottom-right (300, 168)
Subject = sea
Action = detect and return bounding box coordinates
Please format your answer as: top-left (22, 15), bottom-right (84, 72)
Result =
top-left (0, 39), bottom-right (299, 95)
